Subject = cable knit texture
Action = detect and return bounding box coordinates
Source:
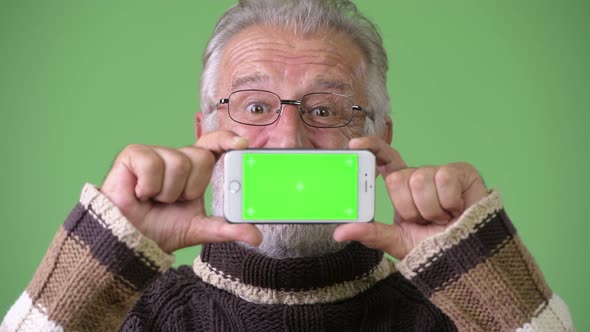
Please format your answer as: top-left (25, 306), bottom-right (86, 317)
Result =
top-left (122, 243), bottom-right (457, 331)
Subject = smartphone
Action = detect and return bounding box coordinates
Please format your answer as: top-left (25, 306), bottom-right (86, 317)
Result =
top-left (223, 149), bottom-right (375, 223)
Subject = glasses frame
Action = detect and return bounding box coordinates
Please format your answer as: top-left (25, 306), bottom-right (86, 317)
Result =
top-left (218, 89), bottom-right (371, 128)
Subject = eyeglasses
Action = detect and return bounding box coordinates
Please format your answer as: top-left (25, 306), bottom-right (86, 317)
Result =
top-left (217, 89), bottom-right (370, 128)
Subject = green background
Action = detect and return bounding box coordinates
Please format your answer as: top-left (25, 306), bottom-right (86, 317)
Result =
top-left (1, 0), bottom-right (588, 329)
top-left (242, 153), bottom-right (357, 220)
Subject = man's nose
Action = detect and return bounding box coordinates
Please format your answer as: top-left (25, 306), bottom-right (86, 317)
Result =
top-left (265, 104), bottom-right (312, 148)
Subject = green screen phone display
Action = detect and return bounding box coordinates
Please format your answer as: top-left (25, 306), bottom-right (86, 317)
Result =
top-left (242, 153), bottom-right (358, 220)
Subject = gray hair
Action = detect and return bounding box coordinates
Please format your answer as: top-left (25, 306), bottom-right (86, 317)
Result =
top-left (199, 0), bottom-right (391, 135)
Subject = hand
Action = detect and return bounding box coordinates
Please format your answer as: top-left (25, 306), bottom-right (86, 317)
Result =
top-left (333, 137), bottom-right (488, 260)
top-left (100, 130), bottom-right (262, 253)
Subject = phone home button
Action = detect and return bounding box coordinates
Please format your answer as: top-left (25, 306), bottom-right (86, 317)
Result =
top-left (229, 180), bottom-right (241, 193)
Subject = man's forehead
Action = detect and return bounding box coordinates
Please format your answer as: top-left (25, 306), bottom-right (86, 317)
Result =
top-left (231, 73), bottom-right (354, 95)
top-left (218, 25), bottom-right (366, 100)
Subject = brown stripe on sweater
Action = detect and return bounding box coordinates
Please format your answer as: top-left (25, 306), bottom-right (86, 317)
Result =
top-left (45, 256), bottom-right (140, 332)
top-left (200, 241), bottom-right (383, 290)
top-left (26, 227), bottom-right (69, 300)
top-left (63, 203), bottom-right (162, 288)
top-left (409, 209), bottom-right (516, 297)
top-left (485, 237), bottom-right (551, 315)
top-left (428, 236), bottom-right (552, 331)
top-left (494, 236), bottom-right (552, 306)
top-left (26, 202), bottom-right (94, 299)
top-left (25, 233), bottom-right (91, 314)
top-left (22, 199), bottom-right (169, 332)
top-left (429, 288), bottom-right (507, 332)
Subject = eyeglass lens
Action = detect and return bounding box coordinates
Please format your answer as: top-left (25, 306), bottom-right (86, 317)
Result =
top-left (227, 90), bottom-right (354, 127)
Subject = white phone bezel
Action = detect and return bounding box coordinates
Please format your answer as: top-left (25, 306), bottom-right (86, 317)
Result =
top-left (223, 149), bottom-right (375, 223)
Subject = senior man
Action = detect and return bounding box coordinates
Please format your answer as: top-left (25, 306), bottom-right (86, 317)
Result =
top-left (2, 0), bottom-right (574, 331)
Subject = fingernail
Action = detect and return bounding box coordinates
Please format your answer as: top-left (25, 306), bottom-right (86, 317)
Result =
top-left (232, 136), bottom-right (249, 148)
top-left (349, 138), bottom-right (361, 147)
top-left (332, 229), bottom-right (344, 242)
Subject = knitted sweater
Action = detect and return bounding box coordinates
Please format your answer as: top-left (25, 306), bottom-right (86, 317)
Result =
top-left (1, 184), bottom-right (575, 331)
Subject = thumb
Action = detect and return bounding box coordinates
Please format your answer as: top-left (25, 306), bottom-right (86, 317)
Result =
top-left (333, 222), bottom-right (409, 260)
top-left (183, 216), bottom-right (263, 249)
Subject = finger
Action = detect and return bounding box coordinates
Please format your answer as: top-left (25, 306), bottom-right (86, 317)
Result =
top-left (122, 145), bottom-right (165, 201)
top-left (195, 130), bottom-right (249, 158)
top-left (434, 165), bottom-right (464, 218)
top-left (409, 167), bottom-right (452, 225)
top-left (150, 147), bottom-right (192, 203)
top-left (333, 222), bottom-right (409, 260)
top-left (177, 146), bottom-right (216, 201)
top-left (185, 216), bottom-right (263, 247)
top-left (451, 162), bottom-right (489, 208)
top-left (348, 136), bottom-right (406, 176)
top-left (384, 168), bottom-right (423, 223)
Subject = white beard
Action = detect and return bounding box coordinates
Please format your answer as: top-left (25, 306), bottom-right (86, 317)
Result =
top-left (210, 158), bottom-right (348, 259)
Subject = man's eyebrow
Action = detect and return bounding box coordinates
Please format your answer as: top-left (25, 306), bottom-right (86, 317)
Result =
top-left (315, 79), bottom-right (354, 95)
top-left (231, 74), bottom-right (269, 90)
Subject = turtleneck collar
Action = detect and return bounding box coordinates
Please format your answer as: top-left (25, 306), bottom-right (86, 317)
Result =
top-left (193, 241), bottom-right (396, 305)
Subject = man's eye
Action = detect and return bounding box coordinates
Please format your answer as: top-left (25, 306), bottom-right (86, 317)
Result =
top-left (310, 107), bottom-right (333, 117)
top-left (247, 104), bottom-right (268, 114)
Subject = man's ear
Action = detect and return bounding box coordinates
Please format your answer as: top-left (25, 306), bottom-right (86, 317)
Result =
top-left (381, 116), bottom-right (393, 144)
top-left (195, 112), bottom-right (204, 139)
